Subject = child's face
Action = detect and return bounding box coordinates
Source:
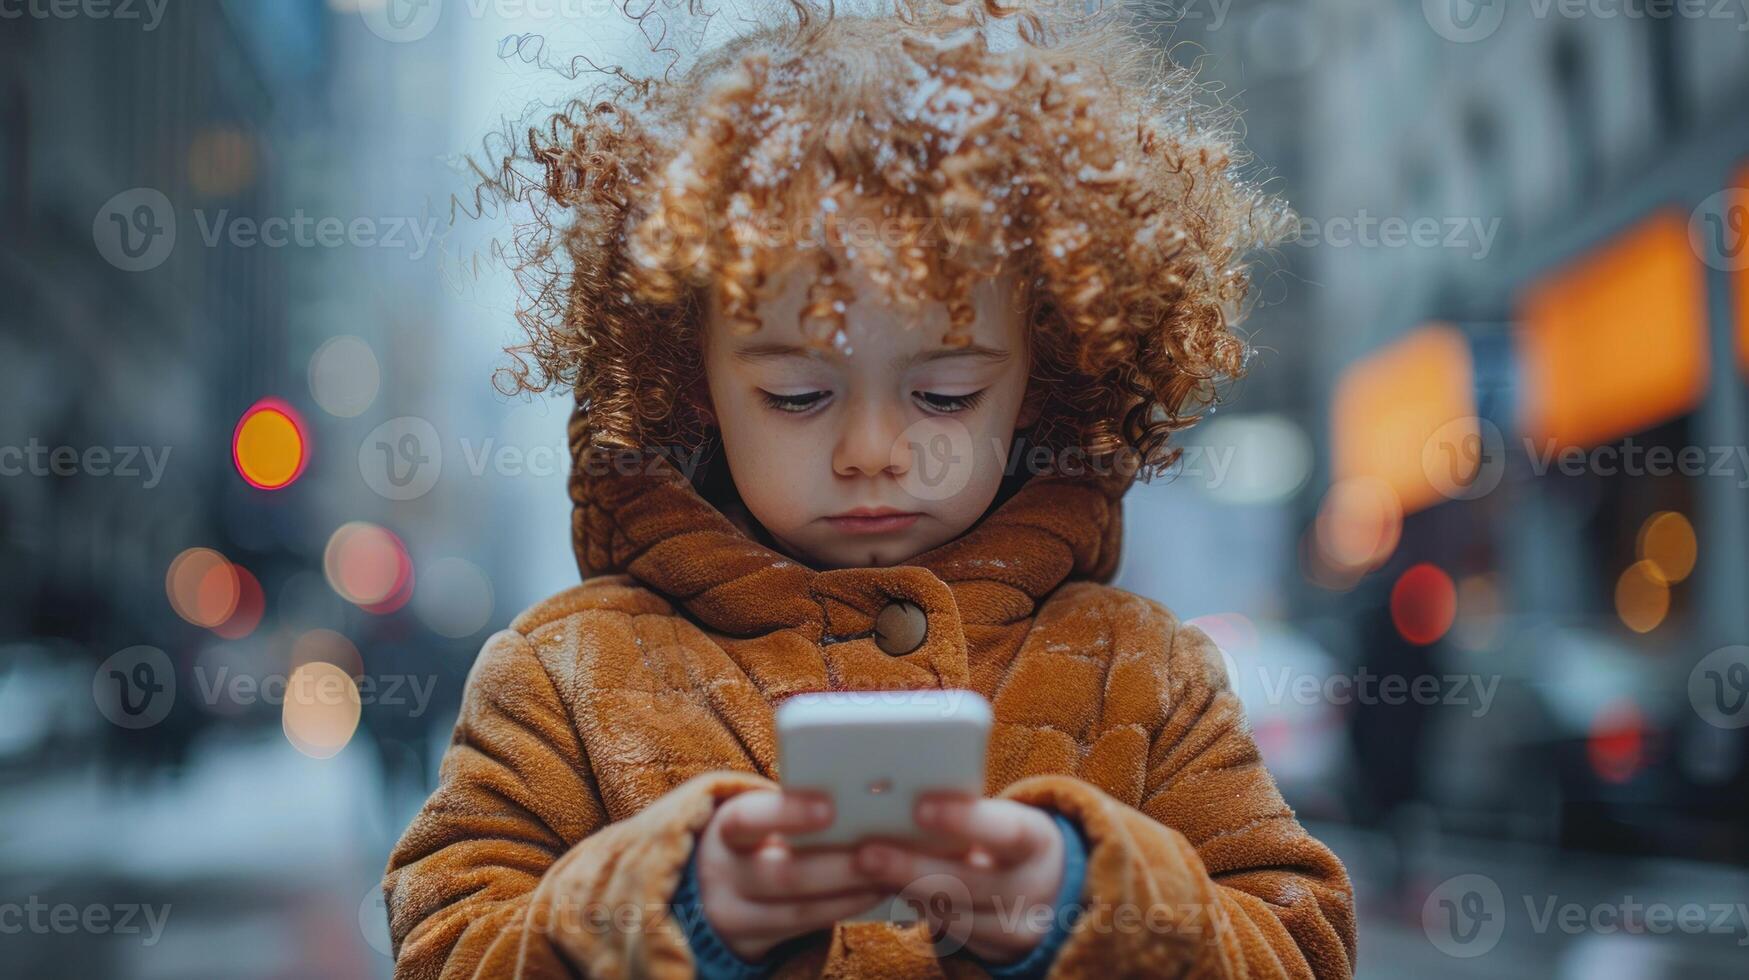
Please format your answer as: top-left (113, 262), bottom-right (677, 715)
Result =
top-left (701, 257), bottom-right (1038, 570)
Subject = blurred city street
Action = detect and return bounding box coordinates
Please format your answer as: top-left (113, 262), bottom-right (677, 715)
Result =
top-left (4, 0), bottom-right (1749, 977)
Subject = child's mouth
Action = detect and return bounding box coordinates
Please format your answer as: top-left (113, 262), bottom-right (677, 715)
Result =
top-left (824, 511), bottom-right (922, 534)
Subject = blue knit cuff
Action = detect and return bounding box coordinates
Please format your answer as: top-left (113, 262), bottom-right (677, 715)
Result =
top-left (973, 810), bottom-right (1089, 979)
top-left (671, 842), bottom-right (776, 980)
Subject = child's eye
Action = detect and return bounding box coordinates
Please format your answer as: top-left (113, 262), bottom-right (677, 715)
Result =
top-left (915, 390), bottom-right (988, 414)
top-left (760, 390), bottom-right (830, 414)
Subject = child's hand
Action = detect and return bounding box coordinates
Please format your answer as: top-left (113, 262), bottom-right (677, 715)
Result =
top-left (695, 789), bottom-right (890, 962)
top-left (852, 792), bottom-right (1067, 965)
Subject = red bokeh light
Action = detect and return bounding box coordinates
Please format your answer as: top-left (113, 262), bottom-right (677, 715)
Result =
top-left (1390, 562), bottom-right (1457, 646)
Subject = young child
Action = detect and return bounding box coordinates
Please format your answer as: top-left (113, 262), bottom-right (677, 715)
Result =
top-left (383, 2), bottom-right (1355, 977)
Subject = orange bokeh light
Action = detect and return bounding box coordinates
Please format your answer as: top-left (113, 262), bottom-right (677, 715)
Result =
top-left (166, 547), bottom-right (240, 628)
top-left (1614, 560), bottom-right (1671, 634)
top-left (1331, 323), bottom-right (1477, 516)
top-left (211, 564), bottom-right (265, 639)
top-left (1734, 166), bottom-right (1749, 378)
top-left (233, 398), bottom-right (309, 490)
top-left (1314, 476), bottom-right (1403, 573)
top-left (1636, 510), bottom-right (1697, 584)
top-left (1516, 210), bottom-right (1709, 450)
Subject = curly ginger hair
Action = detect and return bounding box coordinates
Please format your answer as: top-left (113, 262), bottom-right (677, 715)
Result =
top-left (474, 0), bottom-right (1293, 482)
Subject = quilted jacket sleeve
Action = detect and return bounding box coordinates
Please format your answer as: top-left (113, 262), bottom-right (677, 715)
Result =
top-left (986, 618), bottom-right (1357, 979)
top-left (381, 627), bottom-right (779, 980)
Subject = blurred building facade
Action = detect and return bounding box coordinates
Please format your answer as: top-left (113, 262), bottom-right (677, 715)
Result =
top-left (1293, 1), bottom-right (1749, 861)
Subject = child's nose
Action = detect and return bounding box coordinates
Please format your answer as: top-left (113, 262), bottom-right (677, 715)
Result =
top-left (833, 395), bottom-right (908, 479)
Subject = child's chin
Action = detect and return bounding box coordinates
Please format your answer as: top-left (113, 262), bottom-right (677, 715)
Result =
top-left (806, 537), bottom-right (926, 570)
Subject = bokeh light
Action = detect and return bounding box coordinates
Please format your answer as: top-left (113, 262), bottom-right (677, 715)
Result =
top-left (212, 564), bottom-right (266, 639)
top-left (1199, 414), bottom-right (1313, 505)
top-left (1614, 560), bottom-right (1671, 634)
top-left (233, 398), bottom-right (309, 491)
top-left (1390, 562), bottom-right (1457, 646)
top-left (1314, 476), bottom-right (1403, 572)
top-left (323, 522), bottom-right (413, 613)
top-left (166, 547), bottom-right (240, 628)
top-left (282, 661), bottom-right (361, 760)
top-left (1587, 700), bottom-right (1646, 784)
top-left (1636, 510), bottom-right (1696, 584)
top-left (307, 335), bottom-right (381, 418)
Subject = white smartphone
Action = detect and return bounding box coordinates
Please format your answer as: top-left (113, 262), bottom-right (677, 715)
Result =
top-left (775, 688), bottom-right (991, 850)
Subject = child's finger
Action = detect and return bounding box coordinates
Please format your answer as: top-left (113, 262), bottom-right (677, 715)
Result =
top-left (856, 842), bottom-right (1002, 898)
top-left (733, 845), bottom-right (873, 901)
top-left (714, 790), bottom-right (832, 851)
top-left (915, 794), bottom-right (1053, 866)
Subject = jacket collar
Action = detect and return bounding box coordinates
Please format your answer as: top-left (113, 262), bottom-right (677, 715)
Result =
top-left (567, 401), bottom-right (1131, 684)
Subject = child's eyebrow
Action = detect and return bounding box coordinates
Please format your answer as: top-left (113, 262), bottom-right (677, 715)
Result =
top-left (732, 342), bottom-right (1011, 367)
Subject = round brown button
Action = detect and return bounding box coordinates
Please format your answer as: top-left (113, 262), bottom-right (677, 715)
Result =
top-left (873, 599), bottom-right (927, 656)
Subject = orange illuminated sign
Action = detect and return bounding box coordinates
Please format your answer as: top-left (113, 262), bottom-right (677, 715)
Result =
top-left (1331, 323), bottom-right (1476, 516)
top-left (1515, 210), bottom-right (1710, 450)
top-left (1734, 166), bottom-right (1749, 377)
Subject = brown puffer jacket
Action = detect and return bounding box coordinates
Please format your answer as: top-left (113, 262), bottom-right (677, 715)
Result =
top-left (382, 410), bottom-right (1357, 979)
